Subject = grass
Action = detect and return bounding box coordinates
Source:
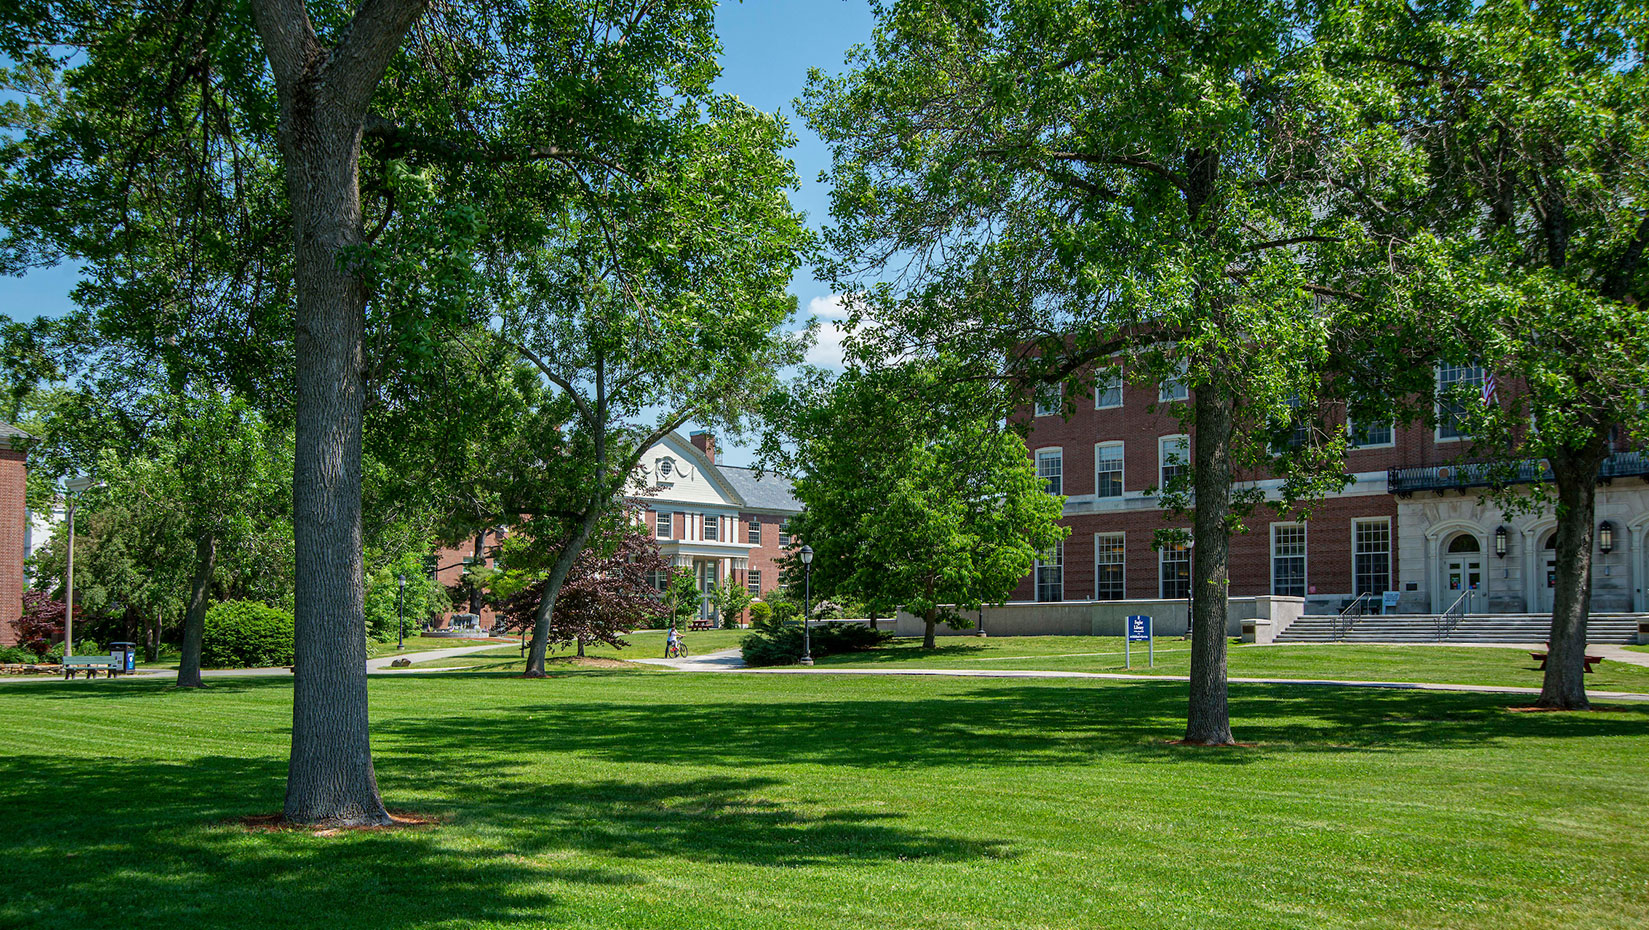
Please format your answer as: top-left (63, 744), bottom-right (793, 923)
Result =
top-left (1624, 644), bottom-right (1649, 655)
top-left (812, 635), bottom-right (1649, 692)
top-left (2, 670), bottom-right (1646, 929)
top-left (406, 629), bottom-right (750, 670)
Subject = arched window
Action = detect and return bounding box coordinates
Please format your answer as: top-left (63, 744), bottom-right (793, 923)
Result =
top-left (1447, 534), bottom-right (1481, 554)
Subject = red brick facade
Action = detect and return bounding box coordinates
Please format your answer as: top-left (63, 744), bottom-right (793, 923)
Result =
top-left (0, 442), bottom-right (27, 647)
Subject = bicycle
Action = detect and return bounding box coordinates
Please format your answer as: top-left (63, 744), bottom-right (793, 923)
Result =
top-left (665, 638), bottom-right (690, 659)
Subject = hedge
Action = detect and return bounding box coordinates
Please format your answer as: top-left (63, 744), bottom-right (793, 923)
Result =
top-left (201, 601), bottom-right (295, 669)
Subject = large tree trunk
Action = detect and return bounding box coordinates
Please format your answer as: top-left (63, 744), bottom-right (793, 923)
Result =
top-left (922, 607), bottom-right (937, 649)
top-left (253, 0), bottom-right (429, 826)
top-left (1184, 386), bottom-right (1236, 745)
top-left (525, 509), bottom-right (600, 677)
top-left (1538, 438), bottom-right (1608, 710)
top-left (176, 531), bottom-right (216, 688)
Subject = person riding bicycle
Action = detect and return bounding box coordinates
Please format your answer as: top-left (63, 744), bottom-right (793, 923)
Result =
top-left (665, 625), bottom-right (681, 658)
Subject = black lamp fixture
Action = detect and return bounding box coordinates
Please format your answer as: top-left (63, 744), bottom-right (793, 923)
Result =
top-left (799, 544), bottom-right (815, 666)
top-left (1494, 526), bottom-right (1509, 559)
top-left (1599, 521), bottom-right (1615, 555)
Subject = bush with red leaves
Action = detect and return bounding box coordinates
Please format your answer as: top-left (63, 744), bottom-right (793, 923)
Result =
top-left (14, 592), bottom-right (66, 658)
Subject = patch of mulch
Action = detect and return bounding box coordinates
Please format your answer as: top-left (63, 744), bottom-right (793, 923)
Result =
top-left (237, 811), bottom-right (442, 837)
top-left (1505, 704), bottom-right (1642, 714)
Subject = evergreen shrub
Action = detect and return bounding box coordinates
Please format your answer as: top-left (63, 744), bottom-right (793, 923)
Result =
top-left (201, 600), bottom-right (295, 669)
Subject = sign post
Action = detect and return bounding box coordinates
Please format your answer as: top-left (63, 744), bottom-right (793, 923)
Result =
top-left (1125, 615), bottom-right (1153, 669)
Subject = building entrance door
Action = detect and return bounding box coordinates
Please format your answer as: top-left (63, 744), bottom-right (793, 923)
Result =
top-left (1541, 533), bottom-right (1558, 614)
top-left (696, 560), bottom-right (719, 622)
top-left (1444, 534), bottom-right (1483, 612)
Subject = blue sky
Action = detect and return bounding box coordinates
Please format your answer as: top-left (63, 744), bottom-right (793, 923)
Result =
top-left (0, 1), bottom-right (875, 465)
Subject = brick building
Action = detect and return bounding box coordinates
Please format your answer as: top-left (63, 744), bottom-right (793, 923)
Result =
top-left (430, 429), bottom-right (800, 632)
top-left (1012, 363), bottom-right (1649, 616)
top-left (0, 424), bottom-right (30, 647)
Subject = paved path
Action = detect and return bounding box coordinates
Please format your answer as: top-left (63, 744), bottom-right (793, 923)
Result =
top-left (0, 641), bottom-right (514, 685)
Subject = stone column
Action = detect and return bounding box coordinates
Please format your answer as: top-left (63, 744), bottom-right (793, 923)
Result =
top-left (1425, 532), bottom-right (1441, 614)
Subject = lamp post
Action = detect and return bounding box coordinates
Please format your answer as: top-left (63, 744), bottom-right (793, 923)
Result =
top-left (1184, 536), bottom-right (1196, 640)
top-left (397, 573), bottom-right (407, 650)
top-left (62, 476), bottom-right (100, 658)
top-left (799, 544), bottom-right (814, 666)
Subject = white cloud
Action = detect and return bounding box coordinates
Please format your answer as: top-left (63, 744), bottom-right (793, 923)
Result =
top-left (802, 294), bottom-right (851, 369)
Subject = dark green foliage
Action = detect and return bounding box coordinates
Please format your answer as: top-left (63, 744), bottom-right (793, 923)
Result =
top-left (747, 601), bottom-right (773, 627)
top-left (200, 601), bottom-right (294, 670)
top-left (0, 645), bottom-right (37, 663)
top-left (740, 621), bottom-right (894, 667)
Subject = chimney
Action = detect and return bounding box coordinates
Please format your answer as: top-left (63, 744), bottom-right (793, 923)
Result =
top-left (690, 430), bottom-right (716, 463)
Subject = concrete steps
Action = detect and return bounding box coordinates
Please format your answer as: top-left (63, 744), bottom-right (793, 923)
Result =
top-left (1276, 613), bottom-right (1644, 645)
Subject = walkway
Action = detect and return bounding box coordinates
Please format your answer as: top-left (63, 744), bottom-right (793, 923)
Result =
top-left (0, 641), bottom-right (513, 685)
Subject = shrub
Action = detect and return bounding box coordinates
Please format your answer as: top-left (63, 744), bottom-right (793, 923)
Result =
top-left (0, 645), bottom-right (37, 663)
top-left (739, 621), bottom-right (893, 667)
top-left (13, 592), bottom-right (65, 657)
top-left (201, 600), bottom-right (295, 669)
top-left (747, 601), bottom-right (773, 626)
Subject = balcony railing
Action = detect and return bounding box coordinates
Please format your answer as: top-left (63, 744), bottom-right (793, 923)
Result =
top-left (1389, 451), bottom-right (1648, 495)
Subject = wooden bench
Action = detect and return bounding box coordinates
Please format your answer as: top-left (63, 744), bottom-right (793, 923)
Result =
top-left (689, 620), bottom-right (714, 631)
top-left (62, 655), bottom-right (122, 679)
top-left (1528, 650), bottom-right (1603, 673)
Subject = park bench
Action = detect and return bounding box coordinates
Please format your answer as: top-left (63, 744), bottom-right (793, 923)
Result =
top-left (1528, 649), bottom-right (1604, 673)
top-left (62, 654), bottom-right (122, 679)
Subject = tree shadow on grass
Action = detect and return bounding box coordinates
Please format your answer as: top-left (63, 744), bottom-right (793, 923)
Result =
top-left (375, 678), bottom-right (1649, 776)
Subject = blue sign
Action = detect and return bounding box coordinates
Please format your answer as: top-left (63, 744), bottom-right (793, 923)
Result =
top-left (1127, 615), bottom-right (1152, 642)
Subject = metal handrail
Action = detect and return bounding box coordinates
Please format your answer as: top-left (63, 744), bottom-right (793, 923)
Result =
top-left (1435, 590), bottom-right (1471, 642)
top-left (1335, 592), bottom-right (1373, 641)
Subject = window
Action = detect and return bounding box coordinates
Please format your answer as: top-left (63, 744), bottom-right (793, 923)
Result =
top-left (747, 570), bottom-right (762, 596)
top-left (1159, 360), bottom-right (1189, 402)
top-left (704, 515), bottom-right (718, 542)
top-left (1095, 533), bottom-right (1125, 600)
top-left (778, 521), bottom-right (792, 547)
top-left (1348, 418), bottom-right (1394, 448)
top-left (1158, 435), bottom-right (1189, 491)
top-left (1036, 541), bottom-right (1064, 602)
top-left (656, 511), bottom-right (672, 539)
top-left (659, 457), bottom-right (675, 478)
top-left (1436, 362), bottom-right (1485, 440)
top-left (1034, 382), bottom-right (1063, 417)
top-left (1275, 396), bottom-right (1311, 451)
top-left (1094, 442), bottom-right (1124, 498)
top-left (1095, 367), bottom-right (1123, 409)
top-left (1159, 539), bottom-right (1190, 599)
top-left (748, 519), bottom-right (762, 545)
top-left (646, 570), bottom-right (668, 592)
top-left (1271, 524), bottom-right (1307, 597)
top-left (1353, 519), bottom-right (1391, 596)
top-left (1037, 448), bottom-right (1064, 496)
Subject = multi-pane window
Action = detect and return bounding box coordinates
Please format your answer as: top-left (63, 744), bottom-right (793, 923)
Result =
top-left (703, 515), bottom-right (718, 542)
top-left (1095, 442), bottom-right (1124, 498)
top-left (1159, 540), bottom-right (1190, 599)
top-left (1095, 533), bottom-right (1125, 600)
top-left (646, 569), bottom-right (668, 592)
top-left (1034, 382), bottom-right (1063, 417)
top-left (656, 511), bottom-right (672, 539)
top-left (1095, 367), bottom-right (1123, 409)
top-left (1277, 396), bottom-right (1311, 451)
top-left (1353, 519), bottom-right (1392, 596)
top-left (747, 570), bottom-right (762, 596)
top-left (1158, 435), bottom-right (1189, 491)
top-left (748, 519), bottom-right (762, 545)
top-left (1037, 449), bottom-right (1064, 496)
top-left (1271, 524), bottom-right (1307, 597)
top-left (1348, 419), bottom-right (1394, 448)
top-left (1437, 363), bottom-right (1486, 440)
top-left (1036, 540), bottom-right (1064, 602)
top-left (778, 521), bottom-right (792, 547)
top-left (1159, 360), bottom-right (1189, 402)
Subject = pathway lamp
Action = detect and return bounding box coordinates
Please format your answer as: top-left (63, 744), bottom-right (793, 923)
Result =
top-left (799, 544), bottom-right (814, 666)
top-left (1184, 536), bottom-right (1195, 640)
top-left (397, 573), bottom-right (407, 650)
top-left (61, 476), bottom-right (103, 658)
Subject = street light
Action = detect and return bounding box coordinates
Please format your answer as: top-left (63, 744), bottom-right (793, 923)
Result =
top-left (62, 476), bottom-right (102, 659)
top-left (799, 544), bottom-right (814, 666)
top-left (397, 573), bottom-right (407, 650)
top-left (1184, 536), bottom-right (1196, 641)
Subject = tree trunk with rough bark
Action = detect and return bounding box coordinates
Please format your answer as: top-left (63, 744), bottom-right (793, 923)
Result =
top-left (922, 607), bottom-right (937, 649)
top-left (1184, 386), bottom-right (1236, 745)
top-left (176, 531), bottom-right (216, 688)
top-left (525, 507), bottom-right (601, 677)
top-left (252, 0), bottom-right (428, 826)
top-left (1539, 438), bottom-right (1608, 710)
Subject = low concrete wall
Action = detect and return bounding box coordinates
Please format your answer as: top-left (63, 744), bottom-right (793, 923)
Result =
top-left (894, 597), bottom-right (1305, 640)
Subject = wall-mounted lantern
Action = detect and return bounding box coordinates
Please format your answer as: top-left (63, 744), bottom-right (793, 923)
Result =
top-left (1494, 526), bottom-right (1508, 559)
top-left (1599, 521), bottom-right (1615, 555)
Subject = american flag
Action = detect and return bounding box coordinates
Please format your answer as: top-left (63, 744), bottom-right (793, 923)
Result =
top-left (1481, 371), bottom-right (1498, 406)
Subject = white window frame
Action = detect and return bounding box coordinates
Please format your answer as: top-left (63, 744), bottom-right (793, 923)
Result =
top-left (1095, 366), bottom-right (1124, 409)
top-left (656, 511), bottom-right (672, 540)
top-left (1035, 540), bottom-right (1064, 602)
top-left (1034, 382), bottom-right (1064, 417)
top-left (1157, 434), bottom-right (1189, 491)
top-left (1436, 362), bottom-right (1485, 442)
top-left (1270, 523), bottom-right (1308, 598)
top-left (1159, 539), bottom-right (1190, 599)
top-left (746, 569), bottom-right (762, 596)
top-left (1347, 417), bottom-right (1395, 449)
top-left (1352, 517), bottom-right (1392, 597)
top-left (1036, 447), bottom-right (1064, 496)
top-left (1094, 532), bottom-right (1125, 600)
top-left (1094, 441), bottom-right (1125, 499)
top-left (778, 521), bottom-right (792, 547)
top-left (1159, 360), bottom-right (1189, 402)
top-left (704, 514), bottom-right (718, 542)
top-left (748, 518), bottom-right (762, 545)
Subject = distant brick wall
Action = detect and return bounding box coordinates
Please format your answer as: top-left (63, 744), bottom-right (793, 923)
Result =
top-left (0, 448), bottom-right (26, 647)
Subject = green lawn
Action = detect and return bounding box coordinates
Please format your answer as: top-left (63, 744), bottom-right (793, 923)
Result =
top-left (813, 636), bottom-right (1649, 692)
top-left (3, 672), bottom-right (1647, 929)
top-left (407, 629), bottom-right (750, 670)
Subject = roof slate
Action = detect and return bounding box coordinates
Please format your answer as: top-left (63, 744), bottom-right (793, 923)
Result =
top-left (717, 464), bottom-right (801, 514)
